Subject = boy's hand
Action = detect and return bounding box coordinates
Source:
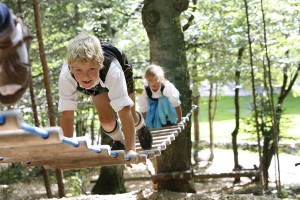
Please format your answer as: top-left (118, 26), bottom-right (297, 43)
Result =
top-left (125, 149), bottom-right (137, 168)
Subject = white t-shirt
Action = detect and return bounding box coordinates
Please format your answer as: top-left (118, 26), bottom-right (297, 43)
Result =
top-left (58, 59), bottom-right (134, 113)
top-left (138, 81), bottom-right (181, 113)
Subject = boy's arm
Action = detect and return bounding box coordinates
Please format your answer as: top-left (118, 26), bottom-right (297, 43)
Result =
top-left (175, 106), bottom-right (182, 123)
top-left (118, 105), bottom-right (136, 153)
top-left (60, 110), bottom-right (75, 138)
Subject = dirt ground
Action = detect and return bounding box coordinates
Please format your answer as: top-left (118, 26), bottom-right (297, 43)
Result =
top-left (2, 149), bottom-right (300, 200)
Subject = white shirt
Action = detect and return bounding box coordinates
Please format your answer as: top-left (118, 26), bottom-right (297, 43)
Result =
top-left (58, 59), bottom-right (134, 112)
top-left (138, 81), bottom-right (181, 113)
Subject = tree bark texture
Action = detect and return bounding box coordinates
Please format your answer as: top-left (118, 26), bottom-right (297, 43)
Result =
top-left (231, 47), bottom-right (244, 172)
top-left (208, 81), bottom-right (214, 161)
top-left (92, 127), bottom-right (126, 194)
top-left (91, 165), bottom-right (126, 194)
top-left (193, 96), bottom-right (200, 142)
top-left (32, 0), bottom-right (64, 197)
top-left (142, 0), bottom-right (194, 192)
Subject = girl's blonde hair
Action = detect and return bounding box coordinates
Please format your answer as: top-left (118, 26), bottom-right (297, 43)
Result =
top-left (67, 32), bottom-right (104, 68)
top-left (144, 64), bottom-right (166, 84)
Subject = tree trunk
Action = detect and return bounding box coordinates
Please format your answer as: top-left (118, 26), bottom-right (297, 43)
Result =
top-left (208, 81), bottom-right (214, 161)
top-left (243, 0), bottom-right (264, 192)
top-left (192, 95), bottom-right (200, 164)
top-left (91, 165), bottom-right (125, 194)
top-left (92, 126), bottom-right (126, 194)
top-left (193, 96), bottom-right (200, 143)
top-left (262, 63), bottom-right (300, 187)
top-left (29, 73), bottom-right (52, 198)
top-left (231, 47), bottom-right (244, 182)
top-left (32, 0), bottom-right (65, 197)
top-left (142, 0), bottom-right (194, 192)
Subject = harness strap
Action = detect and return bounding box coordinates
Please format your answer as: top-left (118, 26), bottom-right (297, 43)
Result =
top-left (145, 84), bottom-right (165, 101)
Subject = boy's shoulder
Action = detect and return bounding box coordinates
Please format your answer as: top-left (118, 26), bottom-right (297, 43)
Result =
top-left (100, 41), bottom-right (121, 56)
top-left (59, 62), bottom-right (75, 81)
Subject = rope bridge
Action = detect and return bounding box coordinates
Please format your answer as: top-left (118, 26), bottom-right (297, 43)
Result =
top-left (0, 106), bottom-right (197, 170)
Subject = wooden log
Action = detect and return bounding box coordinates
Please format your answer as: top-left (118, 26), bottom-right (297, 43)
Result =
top-left (90, 169), bottom-right (257, 184)
top-left (192, 170), bottom-right (259, 179)
top-left (150, 170), bottom-right (258, 184)
top-left (151, 170), bottom-right (192, 184)
top-left (90, 176), bottom-right (151, 183)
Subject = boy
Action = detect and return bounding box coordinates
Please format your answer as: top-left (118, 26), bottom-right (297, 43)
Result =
top-left (0, 2), bottom-right (32, 105)
top-left (58, 32), bottom-right (152, 155)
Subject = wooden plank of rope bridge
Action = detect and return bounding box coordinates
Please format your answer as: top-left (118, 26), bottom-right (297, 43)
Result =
top-left (150, 130), bottom-right (179, 137)
top-left (134, 126), bottom-right (182, 159)
top-left (44, 121), bottom-right (186, 169)
top-left (20, 143), bottom-right (109, 167)
top-left (0, 106), bottom-right (196, 169)
top-left (136, 138), bottom-right (171, 148)
top-left (25, 150), bottom-right (147, 170)
top-left (0, 110), bottom-right (23, 131)
top-left (0, 127), bottom-right (63, 148)
top-left (0, 109), bottom-right (61, 149)
top-left (0, 136), bottom-right (89, 163)
top-left (150, 126), bottom-right (182, 134)
top-left (136, 135), bottom-right (174, 145)
top-left (150, 134), bottom-right (175, 141)
top-left (150, 123), bottom-right (184, 130)
top-left (135, 106), bottom-right (196, 160)
top-left (136, 139), bottom-right (167, 159)
top-left (137, 149), bottom-right (161, 159)
top-left (18, 135), bottom-right (147, 169)
top-left (136, 143), bottom-right (166, 151)
top-left (135, 129), bottom-right (177, 148)
top-left (21, 147), bottom-right (148, 170)
top-left (150, 124), bottom-right (185, 132)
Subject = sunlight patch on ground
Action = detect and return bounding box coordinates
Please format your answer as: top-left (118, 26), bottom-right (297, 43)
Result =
top-left (124, 163), bottom-right (152, 192)
top-left (195, 149), bottom-right (300, 185)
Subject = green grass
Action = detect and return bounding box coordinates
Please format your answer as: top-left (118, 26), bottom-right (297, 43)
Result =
top-left (194, 94), bottom-right (300, 142)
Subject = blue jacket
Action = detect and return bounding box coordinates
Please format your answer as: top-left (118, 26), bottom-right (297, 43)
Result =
top-left (145, 96), bottom-right (178, 128)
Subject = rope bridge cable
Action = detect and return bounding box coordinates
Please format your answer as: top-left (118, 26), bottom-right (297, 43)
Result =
top-left (0, 106), bottom-right (197, 170)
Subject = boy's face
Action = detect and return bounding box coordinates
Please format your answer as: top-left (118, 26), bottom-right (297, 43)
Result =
top-left (71, 60), bottom-right (100, 89)
top-left (146, 75), bottom-right (161, 92)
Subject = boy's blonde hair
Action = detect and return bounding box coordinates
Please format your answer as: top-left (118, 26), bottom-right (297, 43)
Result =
top-left (144, 64), bottom-right (166, 84)
top-left (67, 32), bottom-right (104, 68)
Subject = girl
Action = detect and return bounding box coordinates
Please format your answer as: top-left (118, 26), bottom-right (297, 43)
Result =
top-left (139, 64), bottom-right (182, 128)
